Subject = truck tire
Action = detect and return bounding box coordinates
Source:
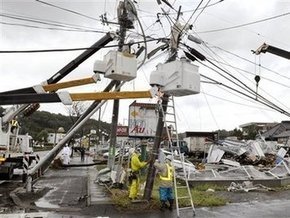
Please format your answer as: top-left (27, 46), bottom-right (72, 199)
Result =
top-left (0, 167), bottom-right (13, 180)
top-left (7, 167), bottom-right (13, 180)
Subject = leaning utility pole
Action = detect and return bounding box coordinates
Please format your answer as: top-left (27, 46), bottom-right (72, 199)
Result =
top-left (143, 95), bottom-right (169, 200)
top-left (143, 7), bottom-right (183, 200)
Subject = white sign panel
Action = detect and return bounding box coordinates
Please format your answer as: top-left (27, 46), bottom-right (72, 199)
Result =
top-left (128, 103), bottom-right (157, 137)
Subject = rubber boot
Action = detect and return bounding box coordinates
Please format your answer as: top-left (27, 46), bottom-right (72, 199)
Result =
top-left (169, 199), bottom-right (174, 211)
top-left (160, 201), bottom-right (167, 211)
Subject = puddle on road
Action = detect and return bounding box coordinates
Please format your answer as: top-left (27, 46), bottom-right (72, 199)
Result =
top-left (35, 198), bottom-right (60, 209)
top-left (34, 187), bottom-right (60, 209)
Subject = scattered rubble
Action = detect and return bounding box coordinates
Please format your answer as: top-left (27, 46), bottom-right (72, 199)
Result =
top-left (95, 139), bottom-right (290, 188)
top-left (227, 181), bottom-right (272, 192)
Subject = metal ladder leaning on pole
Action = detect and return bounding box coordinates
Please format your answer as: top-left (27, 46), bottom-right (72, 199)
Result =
top-left (161, 95), bottom-right (196, 217)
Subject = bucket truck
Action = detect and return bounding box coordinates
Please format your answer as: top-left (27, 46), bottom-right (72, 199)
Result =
top-left (0, 105), bottom-right (34, 179)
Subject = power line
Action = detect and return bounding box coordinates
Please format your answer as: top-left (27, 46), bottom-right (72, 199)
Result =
top-left (184, 39), bottom-right (290, 111)
top-left (0, 12), bottom-right (100, 31)
top-left (164, 0), bottom-right (225, 15)
top-left (201, 86), bottom-right (220, 130)
top-left (0, 37), bottom-right (162, 53)
top-left (198, 11), bottom-right (290, 33)
top-left (180, 0), bottom-right (204, 33)
top-left (198, 62), bottom-right (290, 117)
top-left (35, 0), bottom-right (119, 25)
top-left (202, 90), bottom-right (276, 112)
top-left (212, 45), bottom-right (290, 82)
top-left (192, 0), bottom-right (212, 24)
top-left (205, 57), bottom-right (290, 113)
top-left (183, 40), bottom-right (288, 112)
top-left (207, 57), bottom-right (290, 89)
top-left (0, 21), bottom-right (107, 33)
top-left (35, 0), bottom-right (100, 22)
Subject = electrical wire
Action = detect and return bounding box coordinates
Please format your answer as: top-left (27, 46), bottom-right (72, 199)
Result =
top-left (205, 58), bottom-right (290, 113)
top-left (0, 21), bottom-right (108, 33)
top-left (201, 86), bottom-right (220, 130)
top-left (35, 0), bottom-right (116, 24)
top-left (0, 37), bottom-right (162, 53)
top-left (125, 3), bottom-right (148, 70)
top-left (201, 44), bottom-right (290, 110)
top-left (166, 0), bottom-right (224, 15)
top-left (200, 90), bottom-right (275, 112)
top-left (182, 39), bottom-right (290, 112)
top-left (198, 11), bottom-right (290, 34)
top-left (0, 12), bottom-right (103, 32)
top-left (180, 0), bottom-right (204, 34)
top-left (211, 45), bottom-right (290, 82)
top-left (207, 57), bottom-right (290, 89)
top-left (192, 0), bottom-right (212, 24)
top-left (198, 62), bottom-right (290, 117)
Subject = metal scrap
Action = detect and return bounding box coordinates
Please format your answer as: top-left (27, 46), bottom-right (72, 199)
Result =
top-left (227, 181), bottom-right (272, 192)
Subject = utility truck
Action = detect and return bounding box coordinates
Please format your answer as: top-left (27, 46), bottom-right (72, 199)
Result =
top-left (0, 105), bottom-right (34, 179)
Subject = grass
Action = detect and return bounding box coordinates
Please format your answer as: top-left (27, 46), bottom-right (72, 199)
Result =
top-left (107, 176), bottom-right (227, 211)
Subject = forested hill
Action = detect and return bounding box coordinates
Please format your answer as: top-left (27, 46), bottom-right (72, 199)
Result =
top-left (0, 107), bottom-right (111, 143)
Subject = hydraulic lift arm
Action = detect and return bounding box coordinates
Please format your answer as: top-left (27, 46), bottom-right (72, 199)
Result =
top-left (1, 32), bottom-right (115, 95)
top-left (0, 32), bottom-right (115, 125)
top-left (254, 43), bottom-right (290, 60)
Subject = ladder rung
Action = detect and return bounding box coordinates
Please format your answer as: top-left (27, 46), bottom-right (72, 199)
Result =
top-left (176, 186), bottom-right (188, 189)
top-left (177, 196), bottom-right (191, 200)
top-left (179, 206), bottom-right (195, 211)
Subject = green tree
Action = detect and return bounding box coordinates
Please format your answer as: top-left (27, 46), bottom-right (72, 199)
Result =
top-left (36, 129), bottom-right (49, 144)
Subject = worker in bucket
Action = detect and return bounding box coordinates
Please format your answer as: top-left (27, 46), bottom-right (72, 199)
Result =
top-left (154, 155), bottom-right (174, 211)
top-left (128, 147), bottom-right (148, 200)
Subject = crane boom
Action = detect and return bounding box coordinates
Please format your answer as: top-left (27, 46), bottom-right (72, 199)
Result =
top-left (254, 43), bottom-right (290, 60)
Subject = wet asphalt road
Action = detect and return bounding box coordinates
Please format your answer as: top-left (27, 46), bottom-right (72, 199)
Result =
top-left (2, 154), bottom-right (290, 218)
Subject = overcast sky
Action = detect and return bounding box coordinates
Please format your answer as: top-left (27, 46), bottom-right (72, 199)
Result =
top-left (1, 0), bottom-right (290, 133)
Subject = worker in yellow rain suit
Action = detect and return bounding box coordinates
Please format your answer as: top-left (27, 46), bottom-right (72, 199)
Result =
top-left (128, 148), bottom-right (148, 200)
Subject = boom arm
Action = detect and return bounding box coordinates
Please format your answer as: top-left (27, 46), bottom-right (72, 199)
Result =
top-left (254, 43), bottom-right (290, 60)
top-left (1, 32), bottom-right (115, 95)
top-left (0, 90), bottom-right (155, 105)
top-left (0, 32), bottom-right (115, 125)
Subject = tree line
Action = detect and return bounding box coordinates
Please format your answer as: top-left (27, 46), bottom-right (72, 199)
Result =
top-left (0, 106), bottom-right (111, 144)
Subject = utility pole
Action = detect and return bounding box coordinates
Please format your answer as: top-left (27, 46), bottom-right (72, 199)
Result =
top-left (143, 95), bottom-right (169, 200)
top-left (108, 0), bottom-right (134, 169)
top-left (143, 6), bottom-right (184, 201)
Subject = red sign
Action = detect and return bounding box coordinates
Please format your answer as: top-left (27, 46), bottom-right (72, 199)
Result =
top-left (116, 126), bottom-right (128, 136)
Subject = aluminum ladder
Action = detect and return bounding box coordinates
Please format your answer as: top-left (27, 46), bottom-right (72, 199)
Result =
top-left (161, 95), bottom-right (195, 217)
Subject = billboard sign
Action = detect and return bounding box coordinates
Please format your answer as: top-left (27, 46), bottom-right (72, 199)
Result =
top-left (128, 102), bottom-right (157, 137)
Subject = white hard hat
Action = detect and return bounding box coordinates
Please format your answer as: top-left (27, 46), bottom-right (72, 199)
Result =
top-left (129, 148), bottom-right (135, 155)
top-left (165, 155), bottom-right (172, 161)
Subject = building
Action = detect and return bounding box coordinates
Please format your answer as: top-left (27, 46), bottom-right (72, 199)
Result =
top-left (239, 122), bottom-right (278, 137)
top-left (180, 131), bottom-right (219, 153)
top-left (47, 132), bottom-right (66, 145)
top-left (260, 121), bottom-right (290, 144)
top-left (116, 125), bottom-right (129, 146)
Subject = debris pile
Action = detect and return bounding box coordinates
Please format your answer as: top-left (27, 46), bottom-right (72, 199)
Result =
top-left (187, 139), bottom-right (290, 182)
